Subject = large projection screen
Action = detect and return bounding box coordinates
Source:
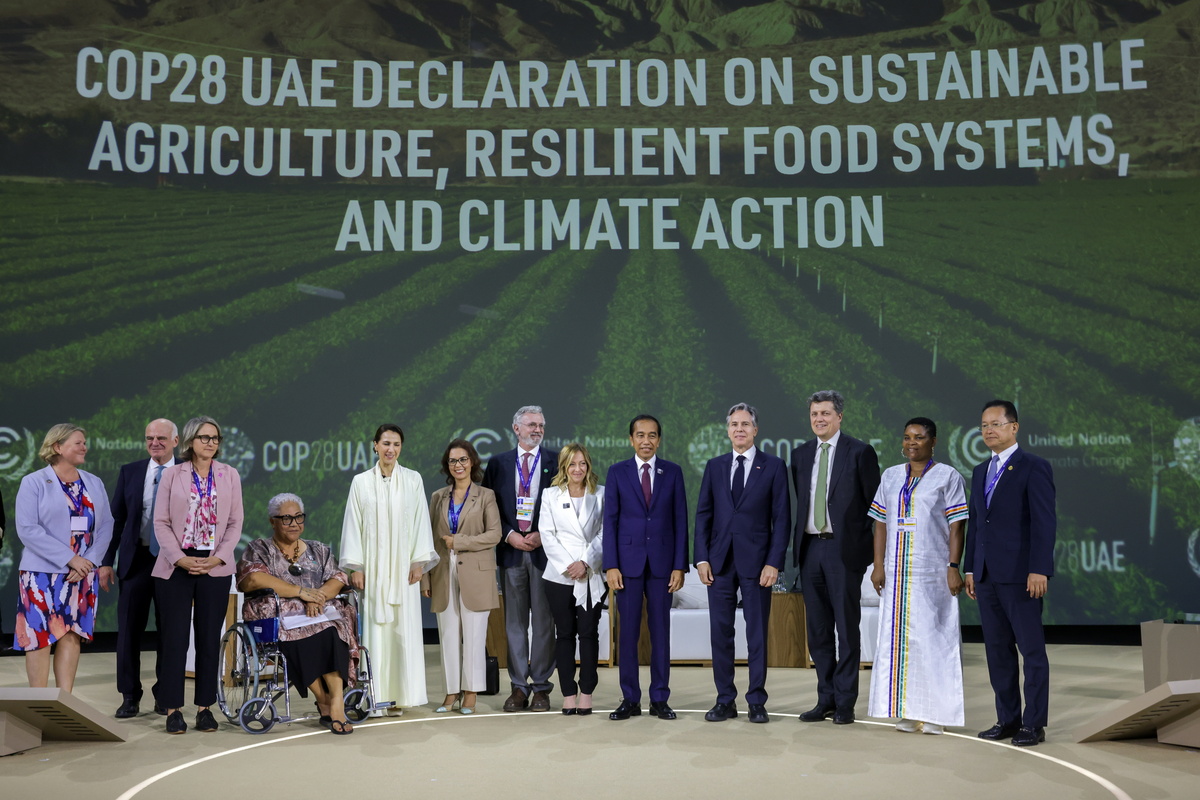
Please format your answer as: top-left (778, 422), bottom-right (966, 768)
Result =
top-left (2, 1), bottom-right (1199, 629)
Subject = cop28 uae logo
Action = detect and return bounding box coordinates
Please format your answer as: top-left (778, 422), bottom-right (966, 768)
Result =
top-left (0, 426), bottom-right (37, 480)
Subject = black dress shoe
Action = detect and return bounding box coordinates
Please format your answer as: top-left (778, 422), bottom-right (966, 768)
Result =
top-left (704, 702), bottom-right (738, 722)
top-left (798, 704), bottom-right (835, 722)
top-left (165, 710), bottom-right (187, 734)
top-left (978, 721), bottom-right (1021, 740)
top-left (649, 701), bottom-right (677, 720)
top-left (1011, 726), bottom-right (1046, 747)
top-left (609, 699), bottom-right (642, 720)
top-left (115, 697), bottom-right (140, 719)
top-left (748, 704), bottom-right (769, 723)
top-left (154, 702), bottom-right (167, 716)
top-left (195, 708), bottom-right (219, 732)
top-left (832, 706), bottom-right (855, 725)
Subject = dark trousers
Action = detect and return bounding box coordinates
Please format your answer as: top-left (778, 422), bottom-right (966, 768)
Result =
top-left (801, 537), bottom-right (862, 708)
top-left (116, 544), bottom-right (162, 701)
top-left (501, 553), bottom-right (555, 695)
top-left (615, 572), bottom-right (671, 704)
top-left (542, 578), bottom-right (603, 696)
top-left (975, 578), bottom-right (1049, 727)
top-left (154, 565), bottom-right (231, 709)
top-left (708, 563), bottom-right (772, 705)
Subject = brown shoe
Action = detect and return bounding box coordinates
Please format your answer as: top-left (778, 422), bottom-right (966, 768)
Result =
top-left (529, 690), bottom-right (552, 712)
top-left (503, 688), bottom-right (529, 712)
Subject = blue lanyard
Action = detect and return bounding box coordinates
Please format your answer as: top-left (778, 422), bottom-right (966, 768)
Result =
top-left (448, 486), bottom-right (470, 536)
top-left (517, 450), bottom-right (541, 495)
top-left (898, 460), bottom-right (933, 519)
top-left (58, 475), bottom-right (87, 516)
top-left (191, 467), bottom-right (214, 499)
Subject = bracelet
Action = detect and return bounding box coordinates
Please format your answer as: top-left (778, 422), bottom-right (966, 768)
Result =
top-left (947, 562), bottom-right (960, 569)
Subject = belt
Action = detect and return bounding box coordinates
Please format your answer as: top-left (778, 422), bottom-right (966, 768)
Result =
top-left (810, 531), bottom-right (834, 540)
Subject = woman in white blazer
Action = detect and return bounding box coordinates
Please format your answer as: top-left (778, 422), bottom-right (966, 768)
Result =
top-left (538, 442), bottom-right (605, 715)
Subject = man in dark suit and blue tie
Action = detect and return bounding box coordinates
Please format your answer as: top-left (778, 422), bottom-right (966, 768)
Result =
top-left (98, 418), bottom-right (177, 718)
top-left (604, 414), bottom-right (689, 721)
top-left (964, 399), bottom-right (1056, 747)
top-left (791, 390), bottom-right (880, 725)
top-left (695, 403), bottom-right (790, 723)
top-left (482, 405), bottom-right (559, 712)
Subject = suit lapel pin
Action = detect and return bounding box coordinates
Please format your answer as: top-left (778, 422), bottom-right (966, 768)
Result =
top-left (656, 468), bottom-right (663, 475)
top-left (1007, 465), bottom-right (1013, 471)
top-left (562, 502), bottom-right (570, 509)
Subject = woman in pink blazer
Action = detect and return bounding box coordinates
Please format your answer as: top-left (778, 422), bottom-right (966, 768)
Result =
top-left (153, 416), bottom-right (244, 734)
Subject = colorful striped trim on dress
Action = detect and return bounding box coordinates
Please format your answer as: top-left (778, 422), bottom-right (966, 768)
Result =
top-left (886, 527), bottom-right (914, 717)
top-left (868, 500), bottom-right (887, 521)
top-left (945, 502), bottom-right (968, 523)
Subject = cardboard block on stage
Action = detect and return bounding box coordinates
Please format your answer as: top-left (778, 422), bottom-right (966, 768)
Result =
top-left (1141, 620), bottom-right (1200, 691)
top-left (1076, 679), bottom-right (1200, 747)
top-left (0, 688), bottom-right (126, 755)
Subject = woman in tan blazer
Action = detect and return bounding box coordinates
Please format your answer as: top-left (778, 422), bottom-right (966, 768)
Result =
top-left (422, 438), bottom-right (500, 714)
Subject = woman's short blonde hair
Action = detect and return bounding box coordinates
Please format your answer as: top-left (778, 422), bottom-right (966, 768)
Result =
top-left (38, 423), bottom-right (86, 465)
top-left (550, 442), bottom-right (598, 493)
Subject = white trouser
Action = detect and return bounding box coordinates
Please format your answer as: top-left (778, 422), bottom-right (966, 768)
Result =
top-left (437, 554), bottom-right (490, 694)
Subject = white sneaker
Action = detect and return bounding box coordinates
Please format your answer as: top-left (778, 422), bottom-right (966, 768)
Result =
top-left (922, 723), bottom-right (944, 735)
top-left (895, 719), bottom-right (921, 733)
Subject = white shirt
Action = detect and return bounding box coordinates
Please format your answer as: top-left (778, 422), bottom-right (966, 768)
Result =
top-left (805, 430), bottom-right (841, 534)
top-left (731, 446), bottom-right (756, 490)
top-left (635, 454), bottom-right (658, 493)
top-left (140, 457), bottom-right (175, 546)
top-left (507, 445), bottom-right (543, 540)
top-left (990, 442), bottom-right (1020, 474)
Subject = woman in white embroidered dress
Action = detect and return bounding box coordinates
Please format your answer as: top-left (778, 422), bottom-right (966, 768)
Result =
top-left (340, 424), bottom-right (437, 713)
top-left (867, 417), bottom-right (967, 735)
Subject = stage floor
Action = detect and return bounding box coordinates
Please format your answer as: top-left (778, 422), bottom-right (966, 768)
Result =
top-left (1, 643), bottom-right (1196, 798)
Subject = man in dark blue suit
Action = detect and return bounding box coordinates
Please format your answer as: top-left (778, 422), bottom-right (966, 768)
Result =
top-left (790, 390), bottom-right (880, 725)
top-left (964, 399), bottom-right (1056, 747)
top-left (603, 414), bottom-right (689, 720)
top-left (98, 418), bottom-right (177, 718)
top-left (482, 405), bottom-right (559, 712)
top-left (695, 403), bottom-right (790, 724)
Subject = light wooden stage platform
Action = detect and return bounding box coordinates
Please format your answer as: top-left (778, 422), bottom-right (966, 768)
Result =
top-left (0, 644), bottom-right (1195, 799)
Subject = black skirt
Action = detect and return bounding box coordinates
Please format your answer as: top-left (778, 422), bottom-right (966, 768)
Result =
top-left (277, 627), bottom-right (350, 696)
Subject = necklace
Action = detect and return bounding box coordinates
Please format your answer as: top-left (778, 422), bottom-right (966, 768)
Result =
top-left (281, 540), bottom-right (304, 575)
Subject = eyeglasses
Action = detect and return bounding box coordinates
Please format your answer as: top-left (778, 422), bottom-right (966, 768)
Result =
top-left (272, 514), bottom-right (306, 526)
top-left (196, 434), bottom-right (222, 444)
top-left (447, 457), bottom-right (471, 467)
top-left (979, 421), bottom-right (1014, 431)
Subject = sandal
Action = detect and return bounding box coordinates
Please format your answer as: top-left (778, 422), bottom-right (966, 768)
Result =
top-left (330, 719), bottom-right (354, 735)
top-left (319, 715), bottom-right (333, 729)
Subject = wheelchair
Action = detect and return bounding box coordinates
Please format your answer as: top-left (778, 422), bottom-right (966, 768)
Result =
top-left (216, 589), bottom-right (394, 733)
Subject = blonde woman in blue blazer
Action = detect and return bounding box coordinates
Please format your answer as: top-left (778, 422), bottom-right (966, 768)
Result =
top-left (539, 442), bottom-right (605, 715)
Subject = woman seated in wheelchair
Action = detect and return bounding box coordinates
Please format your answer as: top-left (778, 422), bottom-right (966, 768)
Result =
top-left (236, 493), bottom-right (358, 734)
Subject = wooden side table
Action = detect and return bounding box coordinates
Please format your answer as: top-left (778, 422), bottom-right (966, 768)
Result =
top-left (767, 591), bottom-right (807, 667)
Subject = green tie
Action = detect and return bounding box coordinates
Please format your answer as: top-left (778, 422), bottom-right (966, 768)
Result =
top-left (814, 442), bottom-right (830, 531)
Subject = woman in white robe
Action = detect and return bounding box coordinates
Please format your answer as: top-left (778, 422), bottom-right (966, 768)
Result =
top-left (867, 417), bottom-right (967, 734)
top-left (340, 424), bottom-right (438, 711)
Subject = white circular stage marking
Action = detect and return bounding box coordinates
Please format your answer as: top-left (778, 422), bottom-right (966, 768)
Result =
top-left (114, 712), bottom-right (1133, 800)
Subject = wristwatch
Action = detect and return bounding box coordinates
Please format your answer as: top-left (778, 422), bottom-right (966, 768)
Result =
top-left (947, 562), bottom-right (960, 569)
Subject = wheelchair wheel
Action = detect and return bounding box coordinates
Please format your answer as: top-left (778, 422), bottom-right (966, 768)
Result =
top-left (217, 624), bottom-right (259, 721)
top-left (238, 697), bottom-right (278, 734)
top-left (343, 687), bottom-right (370, 722)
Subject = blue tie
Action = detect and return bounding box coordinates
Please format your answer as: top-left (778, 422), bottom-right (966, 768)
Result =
top-left (148, 464), bottom-right (166, 556)
top-left (984, 455), bottom-right (1000, 509)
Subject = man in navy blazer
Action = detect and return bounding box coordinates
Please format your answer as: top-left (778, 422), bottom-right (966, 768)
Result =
top-left (604, 414), bottom-right (689, 720)
top-left (482, 405), bottom-right (559, 712)
top-left (695, 403), bottom-right (790, 724)
top-left (964, 399), bottom-right (1056, 747)
top-left (790, 390), bottom-right (880, 725)
top-left (98, 418), bottom-right (177, 718)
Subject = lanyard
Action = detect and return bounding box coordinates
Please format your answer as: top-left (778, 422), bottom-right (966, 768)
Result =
top-left (448, 486), bottom-right (470, 536)
top-left (517, 449), bottom-right (541, 496)
top-left (58, 475), bottom-right (87, 515)
top-left (898, 460), bottom-right (934, 519)
top-left (985, 457), bottom-right (1005, 497)
top-left (191, 467), bottom-right (214, 500)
